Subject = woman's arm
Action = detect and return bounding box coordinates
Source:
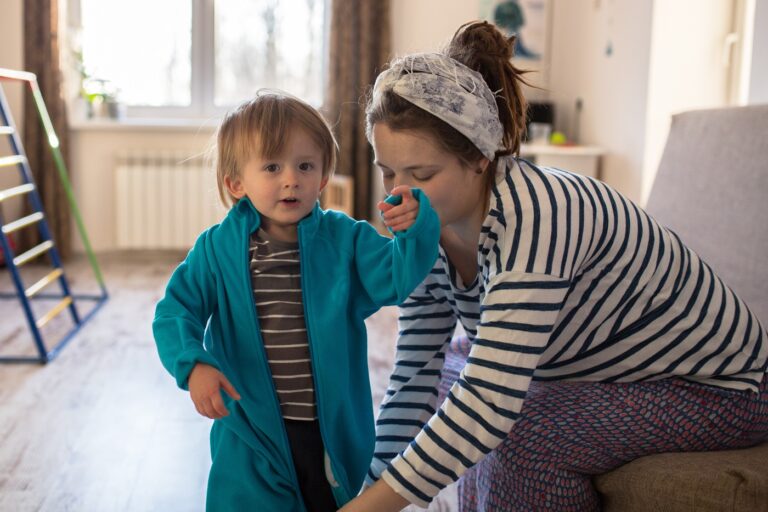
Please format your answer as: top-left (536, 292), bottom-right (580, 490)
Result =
top-left (365, 273), bottom-right (457, 486)
top-left (339, 479), bottom-right (409, 512)
top-left (372, 270), bottom-right (571, 508)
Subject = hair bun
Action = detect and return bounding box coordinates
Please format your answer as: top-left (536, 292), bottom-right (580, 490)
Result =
top-left (444, 20), bottom-right (530, 156)
top-left (452, 21), bottom-right (514, 62)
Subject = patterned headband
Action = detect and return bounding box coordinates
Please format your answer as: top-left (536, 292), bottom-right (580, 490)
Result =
top-left (372, 52), bottom-right (504, 161)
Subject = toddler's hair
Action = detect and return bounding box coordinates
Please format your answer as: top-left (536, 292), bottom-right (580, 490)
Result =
top-left (215, 90), bottom-right (338, 207)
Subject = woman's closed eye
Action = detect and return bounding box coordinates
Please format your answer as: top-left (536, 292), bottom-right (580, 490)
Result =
top-left (413, 172), bottom-right (435, 182)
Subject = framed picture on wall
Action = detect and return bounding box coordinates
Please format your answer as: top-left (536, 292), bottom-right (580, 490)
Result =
top-left (479, 0), bottom-right (552, 85)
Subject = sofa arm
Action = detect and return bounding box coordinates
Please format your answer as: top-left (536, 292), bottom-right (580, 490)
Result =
top-left (594, 442), bottom-right (768, 512)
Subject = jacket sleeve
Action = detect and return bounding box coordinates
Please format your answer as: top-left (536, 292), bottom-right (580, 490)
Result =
top-left (152, 229), bottom-right (221, 390)
top-left (366, 273), bottom-right (457, 484)
top-left (379, 270), bottom-right (571, 507)
top-left (352, 188), bottom-right (440, 309)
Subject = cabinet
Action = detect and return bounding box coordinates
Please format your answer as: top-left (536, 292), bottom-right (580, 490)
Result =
top-left (520, 144), bottom-right (604, 179)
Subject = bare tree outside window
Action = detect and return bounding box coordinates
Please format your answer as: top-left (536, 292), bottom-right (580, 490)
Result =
top-left (215, 0), bottom-right (325, 107)
top-left (77, 0), bottom-right (326, 117)
top-left (80, 0), bottom-right (192, 107)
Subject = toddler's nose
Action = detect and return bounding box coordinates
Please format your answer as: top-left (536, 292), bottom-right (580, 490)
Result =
top-left (283, 169), bottom-right (300, 188)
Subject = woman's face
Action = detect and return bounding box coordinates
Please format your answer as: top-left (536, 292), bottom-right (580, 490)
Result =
top-left (371, 123), bottom-right (488, 228)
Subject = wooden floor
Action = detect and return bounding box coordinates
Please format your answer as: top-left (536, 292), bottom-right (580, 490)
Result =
top-left (0, 251), bottom-right (455, 512)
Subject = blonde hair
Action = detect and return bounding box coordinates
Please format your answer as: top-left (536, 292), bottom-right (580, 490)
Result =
top-left (215, 90), bottom-right (338, 207)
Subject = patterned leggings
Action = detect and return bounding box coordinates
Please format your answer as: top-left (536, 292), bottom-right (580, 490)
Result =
top-left (437, 338), bottom-right (768, 512)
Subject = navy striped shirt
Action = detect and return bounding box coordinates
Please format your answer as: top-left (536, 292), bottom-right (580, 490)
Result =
top-left (368, 158), bottom-right (768, 507)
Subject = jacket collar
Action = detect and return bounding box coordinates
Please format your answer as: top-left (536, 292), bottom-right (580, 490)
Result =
top-left (231, 196), bottom-right (322, 236)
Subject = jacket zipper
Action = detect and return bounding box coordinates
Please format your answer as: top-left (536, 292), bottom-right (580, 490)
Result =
top-left (297, 223), bottom-right (342, 493)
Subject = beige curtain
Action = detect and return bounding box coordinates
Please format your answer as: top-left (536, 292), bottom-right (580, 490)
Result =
top-left (21, 0), bottom-right (73, 258)
top-left (324, 0), bottom-right (391, 220)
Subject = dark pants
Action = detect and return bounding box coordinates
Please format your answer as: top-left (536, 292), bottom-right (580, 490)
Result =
top-left (285, 419), bottom-right (338, 512)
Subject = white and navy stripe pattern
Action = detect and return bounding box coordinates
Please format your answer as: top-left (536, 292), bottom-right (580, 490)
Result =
top-left (369, 158), bottom-right (768, 507)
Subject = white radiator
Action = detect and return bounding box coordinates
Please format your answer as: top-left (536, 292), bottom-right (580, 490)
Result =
top-left (115, 150), bottom-right (226, 250)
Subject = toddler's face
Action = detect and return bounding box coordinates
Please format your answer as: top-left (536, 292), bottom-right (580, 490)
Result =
top-left (226, 126), bottom-right (328, 242)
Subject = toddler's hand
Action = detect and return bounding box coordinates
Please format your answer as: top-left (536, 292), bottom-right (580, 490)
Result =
top-left (188, 363), bottom-right (241, 419)
top-left (378, 185), bottom-right (419, 232)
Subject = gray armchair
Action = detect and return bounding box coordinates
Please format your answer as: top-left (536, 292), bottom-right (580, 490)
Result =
top-left (594, 105), bottom-right (768, 512)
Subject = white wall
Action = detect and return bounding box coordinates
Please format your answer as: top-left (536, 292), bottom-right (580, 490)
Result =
top-left (640, 0), bottom-right (734, 203)
top-left (0, 0), bottom-right (25, 222)
top-left (393, 0), bottom-right (662, 204)
top-left (548, 0), bottom-right (653, 203)
top-left (391, 0), bottom-right (479, 56)
top-left (748, 0), bottom-right (768, 103)
top-left (0, 0), bottom-right (24, 123)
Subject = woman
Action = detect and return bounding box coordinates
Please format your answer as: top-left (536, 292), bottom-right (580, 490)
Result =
top-left (341, 21), bottom-right (768, 512)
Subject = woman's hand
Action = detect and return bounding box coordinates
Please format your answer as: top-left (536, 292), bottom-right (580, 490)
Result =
top-left (338, 478), bottom-right (410, 512)
top-left (378, 185), bottom-right (420, 232)
top-left (188, 363), bottom-right (241, 419)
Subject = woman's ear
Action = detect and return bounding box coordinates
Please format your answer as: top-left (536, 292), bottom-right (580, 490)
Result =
top-left (224, 175), bottom-right (245, 199)
top-left (474, 157), bottom-right (491, 175)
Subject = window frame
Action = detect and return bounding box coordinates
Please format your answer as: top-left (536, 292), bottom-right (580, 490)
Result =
top-left (98, 0), bottom-right (329, 120)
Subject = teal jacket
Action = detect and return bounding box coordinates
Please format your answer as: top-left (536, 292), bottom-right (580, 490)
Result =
top-left (153, 191), bottom-right (439, 508)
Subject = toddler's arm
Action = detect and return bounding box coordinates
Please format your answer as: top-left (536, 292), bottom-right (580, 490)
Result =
top-left (153, 230), bottom-right (221, 390)
top-left (352, 186), bottom-right (440, 308)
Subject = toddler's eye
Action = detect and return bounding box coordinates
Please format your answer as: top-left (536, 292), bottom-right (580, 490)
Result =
top-left (299, 162), bottom-right (314, 171)
top-left (264, 164), bottom-right (280, 173)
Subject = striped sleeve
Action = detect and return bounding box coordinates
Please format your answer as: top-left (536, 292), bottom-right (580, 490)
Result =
top-left (366, 272), bottom-right (457, 485)
top-left (380, 270), bottom-right (570, 507)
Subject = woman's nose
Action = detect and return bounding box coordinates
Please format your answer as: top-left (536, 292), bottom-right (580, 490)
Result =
top-left (393, 174), bottom-right (411, 189)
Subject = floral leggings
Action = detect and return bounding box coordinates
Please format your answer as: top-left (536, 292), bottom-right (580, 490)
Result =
top-left (437, 338), bottom-right (768, 512)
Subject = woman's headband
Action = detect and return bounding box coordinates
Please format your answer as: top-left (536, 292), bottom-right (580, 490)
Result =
top-left (372, 53), bottom-right (504, 161)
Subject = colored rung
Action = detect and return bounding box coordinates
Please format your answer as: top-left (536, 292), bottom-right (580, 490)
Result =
top-left (0, 183), bottom-right (34, 202)
top-left (35, 296), bottom-right (73, 329)
top-left (2, 211), bottom-right (44, 234)
top-left (0, 155), bottom-right (25, 167)
top-left (13, 240), bottom-right (53, 266)
top-left (25, 268), bottom-right (64, 298)
top-left (0, 68), bottom-right (36, 81)
top-left (0, 126), bottom-right (14, 135)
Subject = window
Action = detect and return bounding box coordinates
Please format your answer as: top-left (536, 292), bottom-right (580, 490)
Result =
top-left (77, 0), bottom-right (328, 119)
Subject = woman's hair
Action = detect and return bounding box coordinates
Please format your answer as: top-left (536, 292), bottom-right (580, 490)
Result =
top-left (215, 90), bottom-right (338, 207)
top-left (365, 21), bottom-right (530, 191)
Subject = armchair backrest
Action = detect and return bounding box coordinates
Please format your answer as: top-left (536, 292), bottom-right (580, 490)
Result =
top-left (646, 105), bottom-right (768, 325)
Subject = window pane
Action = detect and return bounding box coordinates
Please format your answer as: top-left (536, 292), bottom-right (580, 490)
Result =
top-left (80, 0), bottom-right (191, 106)
top-left (215, 0), bottom-right (325, 107)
